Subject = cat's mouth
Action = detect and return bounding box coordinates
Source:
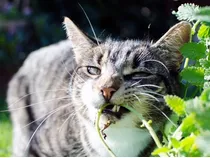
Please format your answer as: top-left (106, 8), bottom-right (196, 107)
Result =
top-left (102, 104), bottom-right (129, 119)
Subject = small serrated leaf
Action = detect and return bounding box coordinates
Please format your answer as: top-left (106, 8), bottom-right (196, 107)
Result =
top-left (151, 147), bottom-right (169, 156)
top-left (199, 58), bottom-right (210, 68)
top-left (164, 95), bottom-right (185, 116)
top-left (180, 67), bottom-right (204, 86)
top-left (171, 138), bottom-right (180, 149)
top-left (180, 42), bottom-right (206, 60)
top-left (204, 82), bottom-right (210, 89)
top-left (198, 24), bottom-right (210, 39)
top-left (172, 3), bottom-right (199, 22)
top-left (180, 135), bottom-right (196, 152)
top-left (204, 68), bottom-right (210, 80)
top-left (181, 114), bottom-right (198, 137)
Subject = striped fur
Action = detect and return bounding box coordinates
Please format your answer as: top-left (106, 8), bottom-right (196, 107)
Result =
top-left (7, 20), bottom-right (191, 156)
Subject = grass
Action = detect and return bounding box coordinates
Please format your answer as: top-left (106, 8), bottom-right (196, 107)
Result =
top-left (0, 102), bottom-right (12, 157)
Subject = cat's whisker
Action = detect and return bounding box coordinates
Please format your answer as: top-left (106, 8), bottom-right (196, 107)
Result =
top-left (131, 80), bottom-right (142, 87)
top-left (3, 96), bottom-right (70, 113)
top-left (142, 59), bottom-right (169, 74)
top-left (148, 103), bottom-right (177, 127)
top-left (6, 89), bottom-right (68, 109)
top-left (132, 94), bottom-right (177, 127)
top-left (133, 92), bottom-right (160, 102)
top-left (61, 60), bottom-right (74, 78)
top-left (141, 90), bottom-right (164, 97)
top-left (24, 102), bottom-right (71, 154)
top-left (58, 112), bottom-right (72, 133)
top-left (78, 3), bottom-right (103, 54)
top-left (22, 108), bottom-right (72, 129)
top-left (136, 84), bottom-right (163, 89)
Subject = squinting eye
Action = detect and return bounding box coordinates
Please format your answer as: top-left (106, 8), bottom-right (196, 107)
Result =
top-left (132, 72), bottom-right (151, 79)
top-left (124, 72), bottom-right (151, 80)
top-left (87, 66), bottom-right (101, 75)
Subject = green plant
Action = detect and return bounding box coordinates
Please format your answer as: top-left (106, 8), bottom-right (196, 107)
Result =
top-left (96, 3), bottom-right (210, 157)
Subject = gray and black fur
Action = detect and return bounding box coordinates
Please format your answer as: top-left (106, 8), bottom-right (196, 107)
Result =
top-left (7, 18), bottom-right (191, 156)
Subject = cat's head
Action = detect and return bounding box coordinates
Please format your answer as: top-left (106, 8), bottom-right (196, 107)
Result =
top-left (63, 17), bottom-right (191, 129)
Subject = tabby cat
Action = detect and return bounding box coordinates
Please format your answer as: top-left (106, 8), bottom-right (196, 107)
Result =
top-left (7, 17), bottom-right (191, 157)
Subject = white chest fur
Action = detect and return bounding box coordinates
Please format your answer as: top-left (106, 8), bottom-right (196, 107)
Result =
top-left (87, 115), bottom-right (152, 157)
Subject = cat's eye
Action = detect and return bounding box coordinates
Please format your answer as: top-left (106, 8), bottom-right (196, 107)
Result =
top-left (124, 72), bottom-right (151, 80)
top-left (86, 66), bottom-right (101, 75)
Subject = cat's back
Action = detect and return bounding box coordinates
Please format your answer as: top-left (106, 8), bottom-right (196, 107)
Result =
top-left (6, 40), bottom-right (78, 156)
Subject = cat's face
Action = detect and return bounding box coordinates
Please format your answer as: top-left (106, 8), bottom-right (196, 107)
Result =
top-left (64, 17), bottom-right (191, 129)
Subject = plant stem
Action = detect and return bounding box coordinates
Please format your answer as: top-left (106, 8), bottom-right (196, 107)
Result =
top-left (96, 104), bottom-right (169, 157)
top-left (95, 104), bottom-right (116, 157)
top-left (120, 104), bottom-right (169, 157)
top-left (183, 58), bottom-right (189, 68)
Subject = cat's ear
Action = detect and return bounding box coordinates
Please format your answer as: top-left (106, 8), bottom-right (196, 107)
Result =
top-left (151, 21), bottom-right (191, 71)
top-left (63, 17), bottom-right (95, 63)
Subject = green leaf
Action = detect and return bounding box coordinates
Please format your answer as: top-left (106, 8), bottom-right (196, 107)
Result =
top-left (180, 42), bottom-right (206, 60)
top-left (204, 68), bottom-right (210, 80)
top-left (180, 135), bottom-right (196, 152)
top-left (199, 58), bottom-right (210, 68)
top-left (198, 24), bottom-right (210, 39)
top-left (195, 7), bottom-right (210, 23)
top-left (164, 95), bottom-right (185, 116)
top-left (180, 67), bottom-right (204, 86)
top-left (181, 114), bottom-right (198, 137)
top-left (171, 137), bottom-right (180, 149)
top-left (151, 147), bottom-right (169, 156)
top-left (172, 3), bottom-right (199, 22)
top-left (200, 88), bottom-right (210, 102)
top-left (196, 131), bottom-right (210, 156)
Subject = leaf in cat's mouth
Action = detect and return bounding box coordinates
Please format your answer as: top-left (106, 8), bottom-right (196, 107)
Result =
top-left (102, 104), bottom-right (129, 119)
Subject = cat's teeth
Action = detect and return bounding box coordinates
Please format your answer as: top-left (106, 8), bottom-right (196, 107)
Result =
top-left (116, 106), bottom-right (120, 112)
top-left (112, 105), bottom-right (118, 112)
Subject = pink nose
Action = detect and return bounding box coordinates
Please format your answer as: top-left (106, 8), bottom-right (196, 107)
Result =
top-left (101, 87), bottom-right (116, 101)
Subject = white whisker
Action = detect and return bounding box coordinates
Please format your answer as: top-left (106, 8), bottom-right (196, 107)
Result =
top-left (78, 3), bottom-right (103, 54)
top-left (24, 103), bottom-right (71, 154)
top-left (3, 96), bottom-right (70, 113)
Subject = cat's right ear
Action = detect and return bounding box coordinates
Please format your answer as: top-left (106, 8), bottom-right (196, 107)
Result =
top-left (63, 17), bottom-right (95, 63)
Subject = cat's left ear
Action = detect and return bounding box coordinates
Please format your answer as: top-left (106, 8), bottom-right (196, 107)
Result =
top-left (151, 21), bottom-right (191, 71)
top-left (63, 17), bottom-right (96, 63)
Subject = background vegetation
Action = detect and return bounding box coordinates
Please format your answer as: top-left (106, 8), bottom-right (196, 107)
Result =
top-left (0, 0), bottom-right (210, 156)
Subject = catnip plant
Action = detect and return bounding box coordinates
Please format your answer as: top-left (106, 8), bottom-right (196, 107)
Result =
top-left (96, 3), bottom-right (210, 157)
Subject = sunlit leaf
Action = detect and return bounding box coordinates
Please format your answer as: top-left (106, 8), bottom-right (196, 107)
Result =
top-left (151, 147), bottom-right (169, 156)
top-left (198, 24), bottom-right (210, 39)
top-left (164, 95), bottom-right (185, 116)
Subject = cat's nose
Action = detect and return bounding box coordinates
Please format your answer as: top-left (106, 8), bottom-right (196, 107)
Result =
top-left (101, 87), bottom-right (116, 101)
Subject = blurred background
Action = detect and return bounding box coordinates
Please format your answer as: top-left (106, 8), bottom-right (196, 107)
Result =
top-left (0, 0), bottom-right (210, 156)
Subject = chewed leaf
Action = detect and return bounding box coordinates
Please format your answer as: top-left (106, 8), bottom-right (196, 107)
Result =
top-left (180, 42), bottom-right (206, 60)
top-left (198, 24), bottom-right (210, 39)
top-left (164, 95), bottom-right (185, 116)
top-left (172, 3), bottom-right (199, 22)
top-left (151, 147), bottom-right (169, 156)
top-left (180, 67), bottom-right (204, 86)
